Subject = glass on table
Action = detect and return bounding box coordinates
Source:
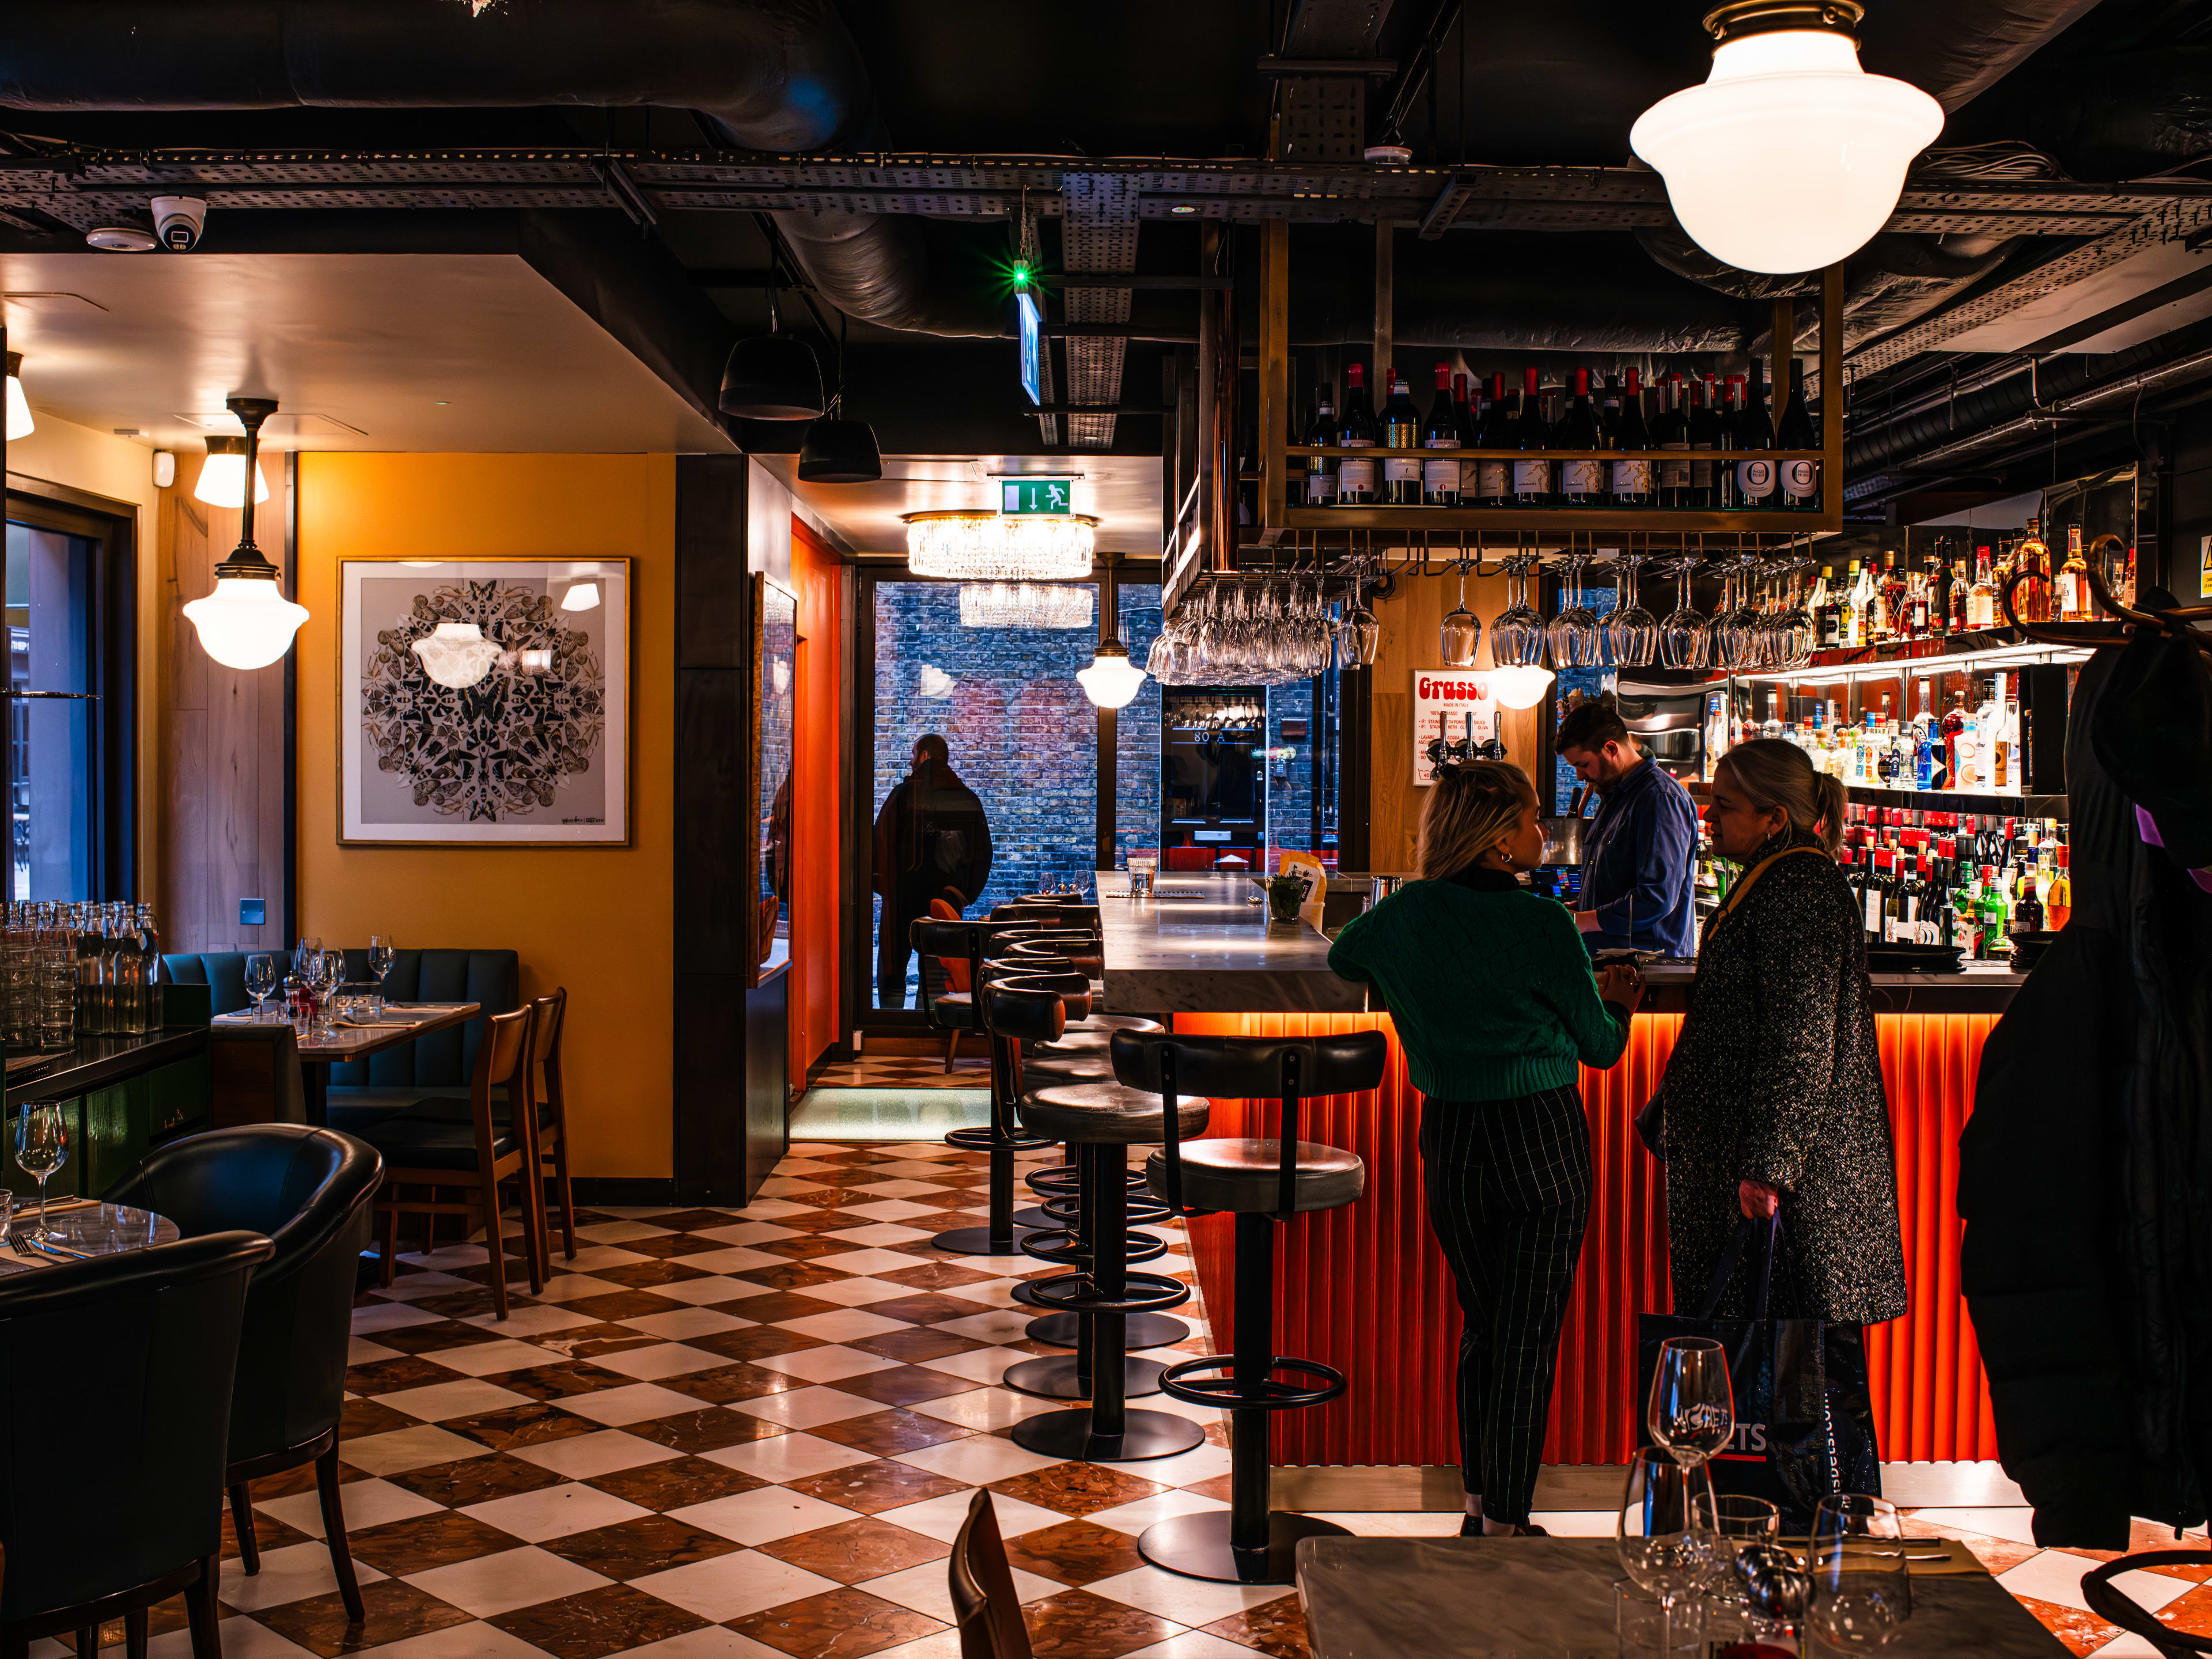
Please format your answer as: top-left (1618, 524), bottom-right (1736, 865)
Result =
top-left (244, 953), bottom-right (280, 1022)
top-left (1809, 1494), bottom-right (1913, 1653)
top-left (14, 1102), bottom-right (70, 1240)
top-left (1615, 1578), bottom-right (1705, 1659)
top-left (1618, 1446), bottom-right (1718, 1659)
top-left (367, 935), bottom-right (397, 1015)
top-left (1649, 1335), bottom-right (1735, 1464)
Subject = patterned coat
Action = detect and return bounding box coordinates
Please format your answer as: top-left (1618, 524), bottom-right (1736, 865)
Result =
top-left (1658, 827), bottom-right (1908, 1324)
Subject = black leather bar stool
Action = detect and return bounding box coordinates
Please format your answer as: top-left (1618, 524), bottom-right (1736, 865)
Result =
top-left (912, 918), bottom-right (1055, 1255)
top-left (1000, 988), bottom-right (1211, 1463)
top-left (1112, 1027), bottom-right (1383, 1584)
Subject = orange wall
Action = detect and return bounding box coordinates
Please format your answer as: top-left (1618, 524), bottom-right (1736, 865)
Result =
top-left (295, 453), bottom-right (676, 1180)
top-left (789, 517), bottom-right (842, 1078)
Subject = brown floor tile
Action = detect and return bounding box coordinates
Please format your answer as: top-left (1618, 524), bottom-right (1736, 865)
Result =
top-left (347, 1511), bottom-right (518, 1575)
top-left (1180, 1472), bottom-right (1236, 1503)
top-left (628, 1406), bottom-right (788, 1455)
top-left (361, 1319), bottom-right (509, 1356)
top-left (734, 1262), bottom-right (856, 1291)
top-left (757, 1237), bottom-right (872, 1262)
top-left (717, 1291), bottom-right (847, 1324)
top-left (2166, 1586), bottom-right (2212, 1638)
top-left (339, 1397), bottom-right (421, 1441)
top-left (1205, 1593), bottom-right (1312, 1659)
top-left (688, 1326), bottom-right (828, 1363)
top-left (640, 1209), bottom-right (740, 1231)
top-left (92, 1592), bottom-right (191, 1647)
top-left (406, 1288), bottom-right (510, 1320)
top-left (446, 1400), bottom-right (600, 1452)
top-left (2010, 1595), bottom-right (2123, 1657)
top-left (870, 1262), bottom-right (1002, 1291)
top-left (532, 1321), bottom-right (669, 1359)
top-left (830, 1365), bottom-right (976, 1408)
top-left (862, 1293), bottom-right (995, 1325)
top-left (225, 1506), bottom-right (312, 1560)
top-left (755, 1516), bottom-right (951, 1584)
top-left (252, 1460), bottom-right (368, 1501)
top-left (488, 1582), bottom-right (707, 1659)
top-left (661, 1362), bottom-right (806, 1404)
top-left (772, 1211), bottom-right (884, 1237)
top-left (847, 1328), bottom-right (986, 1364)
top-left (810, 1408), bottom-right (975, 1456)
top-left (1001, 1519), bottom-right (1146, 1586)
top-left (619, 1233), bottom-right (733, 1260)
top-left (1020, 1588), bottom-right (1180, 1659)
top-left (730, 1586), bottom-right (945, 1659)
top-left (585, 1455), bottom-right (768, 1510)
top-left (561, 1290), bottom-right (688, 1321)
top-left (988, 1462), bottom-right (1167, 1517)
top-left (778, 1188), bottom-right (873, 1211)
top-left (541, 1513), bottom-right (742, 1580)
top-left (487, 1361), bottom-right (643, 1400)
top-left (253, 1579), bottom-right (475, 1658)
top-left (593, 1259), bottom-right (714, 1289)
top-left (345, 1355), bottom-right (461, 1396)
top-left (784, 1457), bottom-right (974, 1516)
top-left (385, 1450), bottom-right (566, 1507)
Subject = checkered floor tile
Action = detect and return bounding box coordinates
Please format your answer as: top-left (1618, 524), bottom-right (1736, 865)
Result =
top-left (807, 1050), bottom-right (992, 1090)
top-left (49, 1139), bottom-right (2210, 1659)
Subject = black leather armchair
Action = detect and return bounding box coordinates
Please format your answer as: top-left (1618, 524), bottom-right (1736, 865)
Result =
top-left (104, 1127), bottom-right (384, 1624)
top-left (0, 1231), bottom-right (274, 1659)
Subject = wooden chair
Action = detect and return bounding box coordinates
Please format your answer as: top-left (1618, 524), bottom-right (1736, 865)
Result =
top-left (948, 1490), bottom-right (1033, 1659)
top-left (360, 1005), bottom-right (543, 1320)
top-left (930, 897), bottom-right (971, 1071)
top-left (525, 988), bottom-right (577, 1278)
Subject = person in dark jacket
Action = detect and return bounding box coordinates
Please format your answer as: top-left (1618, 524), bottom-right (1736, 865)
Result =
top-left (873, 734), bottom-right (994, 1008)
top-left (1657, 739), bottom-right (1907, 1330)
top-left (1556, 699), bottom-right (1699, 957)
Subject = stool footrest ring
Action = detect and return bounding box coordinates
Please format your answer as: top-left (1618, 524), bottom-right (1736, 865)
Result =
top-left (944, 1124), bottom-right (1056, 1152)
top-left (1028, 1268), bottom-right (1190, 1318)
top-left (1159, 1354), bottom-right (1347, 1411)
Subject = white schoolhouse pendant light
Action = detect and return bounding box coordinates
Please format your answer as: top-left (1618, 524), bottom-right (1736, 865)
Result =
top-left (1630, 1), bottom-right (1942, 275)
top-left (181, 396), bottom-right (309, 670)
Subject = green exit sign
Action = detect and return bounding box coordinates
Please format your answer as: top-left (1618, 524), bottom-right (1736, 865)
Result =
top-left (1001, 478), bottom-right (1074, 514)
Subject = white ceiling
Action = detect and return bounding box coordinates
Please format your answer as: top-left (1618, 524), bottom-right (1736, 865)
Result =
top-left (1943, 240), bottom-right (2212, 355)
top-left (0, 252), bottom-right (732, 454)
top-left (756, 452), bottom-right (1164, 558)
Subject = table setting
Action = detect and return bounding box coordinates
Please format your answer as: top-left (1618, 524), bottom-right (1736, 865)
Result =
top-left (0, 1101), bottom-right (177, 1272)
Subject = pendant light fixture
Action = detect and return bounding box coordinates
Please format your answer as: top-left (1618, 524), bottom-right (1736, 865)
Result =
top-left (717, 266), bottom-right (825, 421)
top-left (1630, 1), bottom-right (1942, 275)
top-left (797, 313), bottom-right (882, 482)
top-left (904, 512), bottom-right (1096, 582)
top-left (1076, 636), bottom-right (1148, 709)
top-left (192, 434), bottom-right (271, 507)
top-left (959, 581), bottom-right (1094, 630)
top-left (5, 353), bottom-right (32, 441)
top-left (181, 397), bottom-right (309, 671)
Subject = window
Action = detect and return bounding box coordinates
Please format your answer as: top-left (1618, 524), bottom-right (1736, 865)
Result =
top-left (4, 492), bottom-right (135, 902)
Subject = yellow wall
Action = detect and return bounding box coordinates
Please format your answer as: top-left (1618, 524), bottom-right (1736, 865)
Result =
top-left (296, 453), bottom-right (676, 1181)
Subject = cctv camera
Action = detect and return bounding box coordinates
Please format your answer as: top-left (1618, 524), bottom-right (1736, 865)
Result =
top-left (150, 195), bottom-right (207, 252)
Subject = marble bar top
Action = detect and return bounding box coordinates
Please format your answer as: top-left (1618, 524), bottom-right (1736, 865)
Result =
top-left (1093, 871), bottom-right (2025, 1017)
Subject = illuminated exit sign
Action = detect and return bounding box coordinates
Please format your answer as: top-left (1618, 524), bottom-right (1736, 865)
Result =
top-left (1001, 478), bottom-right (1074, 514)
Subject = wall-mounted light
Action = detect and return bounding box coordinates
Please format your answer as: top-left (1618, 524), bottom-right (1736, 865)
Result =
top-left (560, 580), bottom-right (601, 612)
top-left (194, 434), bottom-right (271, 507)
top-left (181, 396), bottom-right (309, 670)
top-left (5, 353), bottom-right (32, 440)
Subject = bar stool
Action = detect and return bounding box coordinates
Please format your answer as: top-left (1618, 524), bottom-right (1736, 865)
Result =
top-left (911, 918), bottom-right (1056, 1256)
top-left (1002, 991), bottom-right (1210, 1463)
top-left (1111, 1027), bottom-right (1383, 1584)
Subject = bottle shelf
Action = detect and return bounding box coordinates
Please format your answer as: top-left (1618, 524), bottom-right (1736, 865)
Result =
top-left (1281, 505), bottom-right (1828, 533)
top-left (1711, 628), bottom-right (2101, 682)
top-left (1843, 783), bottom-right (2069, 819)
top-left (1287, 446), bottom-right (1828, 462)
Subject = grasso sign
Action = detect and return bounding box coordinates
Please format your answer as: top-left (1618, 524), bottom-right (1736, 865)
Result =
top-left (1413, 670), bottom-right (1498, 786)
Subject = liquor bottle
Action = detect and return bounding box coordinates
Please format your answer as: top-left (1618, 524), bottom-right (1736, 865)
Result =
top-left (1304, 385), bottom-right (1338, 506)
top-left (1474, 370), bottom-right (1512, 506)
top-left (2046, 845), bottom-right (2072, 929)
top-left (1966, 544), bottom-right (1998, 628)
top-left (1913, 679), bottom-right (1935, 790)
top-left (1862, 850), bottom-right (1895, 942)
top-left (1955, 704), bottom-right (1980, 791)
top-left (1878, 551), bottom-right (1906, 642)
top-left (1867, 553), bottom-right (1893, 642)
top-left (1974, 865), bottom-right (2008, 960)
top-left (1732, 362), bottom-right (1779, 509)
top-left (1688, 374), bottom-right (1721, 509)
top-left (1759, 692), bottom-right (1784, 743)
top-left (2055, 525), bottom-right (2090, 622)
top-left (1381, 369), bottom-right (1422, 505)
top-left (2014, 518), bottom-right (2048, 624)
top-left (1948, 558), bottom-right (1969, 633)
top-left (1611, 368), bottom-right (1652, 506)
top-left (1939, 693), bottom-right (1965, 787)
top-left (1556, 368), bottom-right (1606, 506)
top-left (2016, 873), bottom-right (2044, 934)
top-left (1703, 691), bottom-right (1729, 780)
top-left (1906, 558), bottom-right (1931, 638)
top-left (1840, 559), bottom-right (1869, 647)
top-left (1419, 362), bottom-right (1461, 506)
top-left (1338, 363), bottom-right (1378, 505)
top-left (1656, 373), bottom-right (1692, 508)
top-left (135, 902), bottom-right (162, 1032)
top-left (1453, 372), bottom-right (1478, 501)
top-left (1778, 357), bottom-right (1819, 510)
top-left (1512, 366), bottom-right (1554, 506)
top-left (1815, 566), bottom-right (1841, 647)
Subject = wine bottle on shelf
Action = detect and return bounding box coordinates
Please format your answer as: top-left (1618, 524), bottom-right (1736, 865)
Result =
top-left (2055, 524), bottom-right (2089, 621)
top-left (1381, 368), bottom-right (1422, 505)
top-left (1556, 368), bottom-right (1607, 506)
top-left (1778, 357), bottom-right (1819, 510)
top-left (1512, 366), bottom-right (1554, 506)
top-left (1422, 362), bottom-right (1461, 506)
top-left (1733, 362), bottom-right (1779, 510)
top-left (1656, 373), bottom-right (1692, 508)
top-left (1338, 362), bottom-right (1377, 505)
top-left (1966, 544), bottom-right (1998, 629)
top-left (1453, 372), bottom-right (1478, 502)
top-left (1715, 373), bottom-right (1745, 507)
top-left (1475, 371), bottom-right (1512, 507)
top-left (1601, 372), bottom-right (1623, 443)
top-left (1611, 368), bottom-right (1652, 507)
top-left (1689, 374), bottom-right (1721, 509)
top-left (1304, 384), bottom-right (1338, 507)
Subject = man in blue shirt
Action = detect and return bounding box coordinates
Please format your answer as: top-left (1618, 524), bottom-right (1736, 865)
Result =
top-left (1556, 700), bottom-right (1699, 957)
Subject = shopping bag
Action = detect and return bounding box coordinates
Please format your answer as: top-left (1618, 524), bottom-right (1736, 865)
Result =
top-left (1636, 1216), bottom-right (1881, 1531)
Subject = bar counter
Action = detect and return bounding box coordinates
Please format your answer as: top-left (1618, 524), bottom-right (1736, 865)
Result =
top-left (1099, 872), bottom-right (2015, 1469)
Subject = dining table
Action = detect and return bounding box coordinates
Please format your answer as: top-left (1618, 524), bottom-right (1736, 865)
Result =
top-left (210, 1002), bottom-right (482, 1129)
top-left (1294, 1535), bottom-right (2072, 1659)
top-left (0, 1198), bottom-right (180, 1274)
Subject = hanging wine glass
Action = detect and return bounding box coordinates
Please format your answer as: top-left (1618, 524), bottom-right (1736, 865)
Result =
top-left (1441, 544), bottom-right (1482, 668)
top-left (1548, 538), bottom-right (1597, 668)
top-left (1342, 555), bottom-right (1381, 668)
top-left (1660, 543), bottom-right (1710, 671)
top-left (1607, 539), bottom-right (1660, 669)
top-left (1493, 541), bottom-right (1548, 668)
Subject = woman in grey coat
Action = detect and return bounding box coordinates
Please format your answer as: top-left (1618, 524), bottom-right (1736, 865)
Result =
top-left (1658, 739), bottom-right (1907, 1325)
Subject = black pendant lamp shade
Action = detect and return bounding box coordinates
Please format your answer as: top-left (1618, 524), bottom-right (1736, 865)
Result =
top-left (797, 409), bottom-right (883, 482)
top-left (718, 331), bottom-right (825, 421)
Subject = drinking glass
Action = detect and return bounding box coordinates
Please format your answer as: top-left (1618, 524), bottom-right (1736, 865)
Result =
top-left (1618, 1447), bottom-right (1718, 1659)
top-left (1607, 552), bottom-right (1660, 668)
top-left (1809, 1495), bottom-right (1913, 1653)
top-left (1703, 1496), bottom-right (1782, 1602)
top-left (244, 953), bottom-right (279, 1022)
top-left (1549, 551), bottom-right (1603, 668)
top-left (1649, 1336), bottom-right (1735, 1464)
top-left (1660, 558), bottom-right (1710, 671)
top-left (1615, 1579), bottom-right (1702, 1659)
top-left (14, 1102), bottom-right (70, 1240)
top-left (1493, 555), bottom-right (1548, 667)
top-left (296, 935), bottom-right (321, 967)
top-left (367, 935), bottom-right (396, 1013)
top-left (1440, 563), bottom-right (1481, 668)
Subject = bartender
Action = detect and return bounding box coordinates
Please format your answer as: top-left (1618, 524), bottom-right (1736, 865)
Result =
top-left (1555, 699), bottom-right (1699, 957)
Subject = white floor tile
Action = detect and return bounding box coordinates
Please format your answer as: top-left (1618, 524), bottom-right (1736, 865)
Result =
top-left (905, 1387), bottom-right (1055, 1431)
top-left (1531, 1509), bottom-right (1618, 1537)
top-left (799, 1278), bottom-right (916, 1307)
top-left (608, 1627), bottom-right (791, 1659)
top-left (669, 1486), bottom-right (865, 1546)
top-left (588, 1342), bottom-right (730, 1381)
top-left (859, 1557), bottom-right (1061, 1620)
top-left (652, 1276), bottom-right (775, 1306)
top-left (616, 1307), bottom-right (755, 1339)
top-left (729, 1385), bottom-right (890, 1429)
top-left (862, 1634), bottom-right (967, 1659)
top-left (840, 1199), bottom-right (945, 1222)
top-left (571, 1220), bottom-right (676, 1243)
top-left (368, 1378), bottom-right (533, 1422)
top-left (1908, 1507), bottom-right (2040, 1545)
top-left (402, 1544), bottom-right (611, 1616)
top-left (509, 1428), bottom-right (672, 1479)
top-left (338, 1423), bottom-right (499, 1476)
top-left (562, 1244), bottom-right (652, 1271)
top-left (417, 1339), bottom-right (561, 1377)
top-left (351, 1302), bottom-right (449, 1334)
top-left (217, 1540), bottom-right (390, 1612)
top-left (817, 1248), bottom-right (935, 1275)
top-left (872, 1490), bottom-right (1069, 1546)
top-left (1082, 1492), bottom-right (1230, 1534)
top-left (1121, 1636), bottom-right (1261, 1659)
top-left (729, 1198), bottom-right (816, 1219)
top-left (669, 1245), bottom-right (790, 1275)
top-left (1997, 1551), bottom-right (2195, 1616)
top-left (349, 1338), bottom-right (402, 1366)
top-left (2087, 1635), bottom-right (2171, 1659)
top-left (775, 1308), bottom-right (913, 1342)
top-left (1307, 1511), bottom-right (1467, 1537)
top-left (823, 1222), bottom-right (933, 1246)
top-left (527, 1274), bottom-right (628, 1302)
top-left (346, 1618), bottom-right (556, 1659)
top-left (554, 1381), bottom-right (707, 1426)
top-left (841, 1179), bottom-right (954, 1199)
top-left (913, 1347), bottom-right (1021, 1387)
top-left (702, 1430), bottom-right (876, 1482)
top-left (746, 1344), bottom-right (899, 1383)
top-left (892, 1435), bottom-right (1060, 1484)
top-left (688, 1221), bottom-right (799, 1246)
top-left (1122, 1441), bottom-right (1233, 1487)
top-left (459, 1304), bottom-right (599, 1336)
top-left (1085, 1563), bottom-right (1289, 1626)
top-left (460, 1481), bottom-right (652, 1543)
top-left (257, 1476), bottom-right (444, 1540)
top-left (630, 1551), bottom-right (840, 1623)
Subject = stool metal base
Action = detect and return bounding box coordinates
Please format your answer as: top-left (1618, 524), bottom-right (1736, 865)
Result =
top-left (929, 1225), bottom-right (1038, 1256)
top-left (1137, 1510), bottom-right (1352, 1585)
top-left (1002, 1354), bottom-right (1166, 1401)
top-left (1013, 1206), bottom-right (1054, 1230)
top-left (1010, 1407), bottom-right (1202, 1463)
top-left (1017, 1301), bottom-right (1188, 1350)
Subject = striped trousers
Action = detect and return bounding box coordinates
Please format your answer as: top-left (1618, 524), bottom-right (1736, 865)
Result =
top-left (1419, 1086), bottom-right (1593, 1525)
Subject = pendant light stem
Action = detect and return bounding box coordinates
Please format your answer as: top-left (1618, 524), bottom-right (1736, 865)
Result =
top-left (213, 396), bottom-right (282, 581)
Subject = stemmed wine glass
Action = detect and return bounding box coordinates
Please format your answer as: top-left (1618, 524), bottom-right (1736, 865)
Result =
top-left (1340, 562), bottom-right (1381, 668)
top-left (1809, 1495), bottom-right (1914, 1654)
top-left (368, 935), bottom-right (397, 1012)
top-left (1660, 555), bottom-right (1710, 671)
top-left (244, 953), bottom-right (279, 1023)
top-left (1548, 543), bottom-right (1604, 668)
top-left (1649, 1336), bottom-right (1735, 1464)
top-left (1440, 556), bottom-right (1481, 668)
top-left (1607, 546), bottom-right (1660, 669)
top-left (1492, 548), bottom-right (1548, 668)
top-left (14, 1101), bottom-right (69, 1241)
top-left (1618, 1447), bottom-right (1718, 1659)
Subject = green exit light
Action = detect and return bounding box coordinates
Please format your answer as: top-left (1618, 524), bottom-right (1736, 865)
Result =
top-left (1002, 478), bottom-right (1074, 514)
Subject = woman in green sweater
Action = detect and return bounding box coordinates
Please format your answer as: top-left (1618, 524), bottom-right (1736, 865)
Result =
top-left (1330, 760), bottom-right (1642, 1536)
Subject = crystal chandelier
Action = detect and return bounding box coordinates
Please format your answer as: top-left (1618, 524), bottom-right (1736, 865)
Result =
top-left (958, 581), bottom-right (1095, 630)
top-left (905, 511), bottom-right (1096, 582)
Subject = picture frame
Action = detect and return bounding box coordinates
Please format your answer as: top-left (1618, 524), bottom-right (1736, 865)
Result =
top-left (338, 556), bottom-right (634, 847)
top-left (750, 573), bottom-right (798, 983)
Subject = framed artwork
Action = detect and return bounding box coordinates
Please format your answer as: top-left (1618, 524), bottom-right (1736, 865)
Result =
top-left (339, 557), bottom-right (632, 846)
top-left (749, 574), bottom-right (798, 983)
